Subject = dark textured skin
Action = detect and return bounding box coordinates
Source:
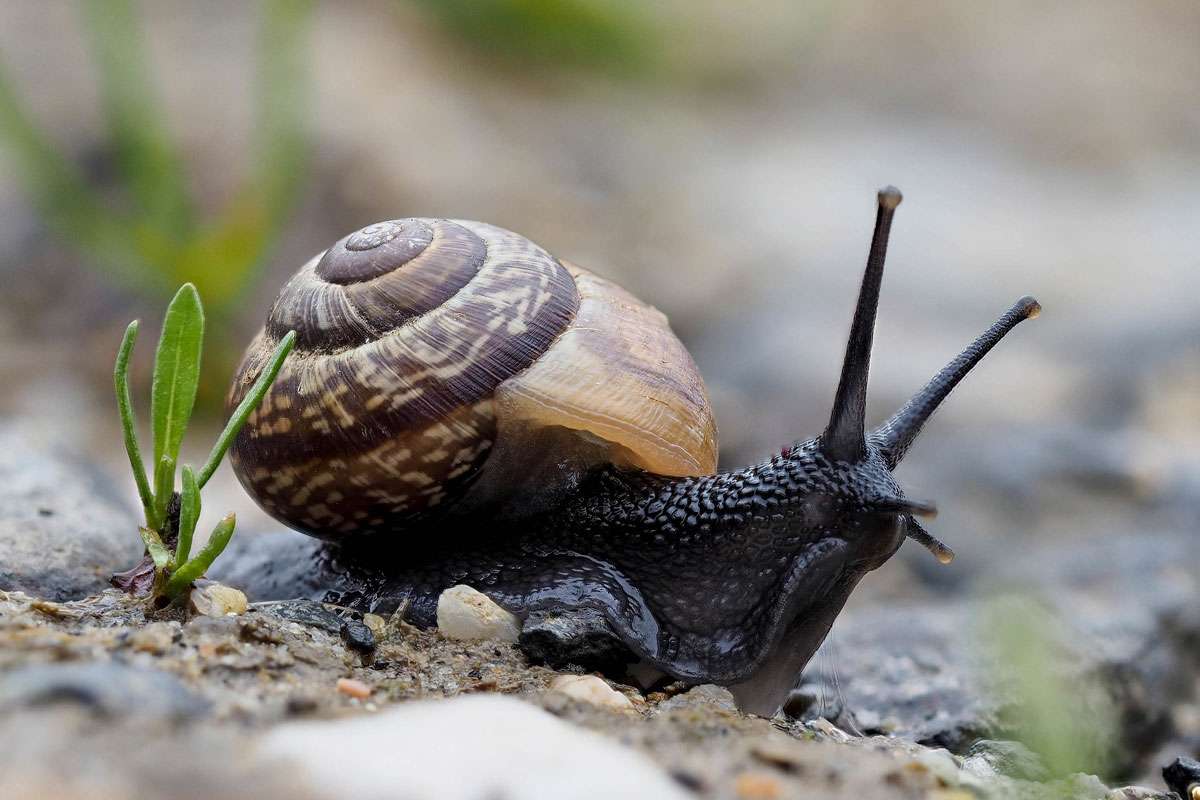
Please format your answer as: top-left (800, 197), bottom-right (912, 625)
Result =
top-left (275, 436), bottom-right (911, 715)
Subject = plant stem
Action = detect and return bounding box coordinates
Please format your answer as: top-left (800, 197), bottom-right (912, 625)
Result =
top-left (151, 453), bottom-right (175, 531)
top-left (113, 320), bottom-right (154, 523)
top-left (163, 513), bottom-right (236, 598)
top-left (197, 330), bottom-right (296, 488)
top-left (176, 464), bottom-right (200, 566)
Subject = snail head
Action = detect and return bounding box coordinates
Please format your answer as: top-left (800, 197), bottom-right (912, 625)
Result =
top-left (816, 186), bottom-right (1040, 567)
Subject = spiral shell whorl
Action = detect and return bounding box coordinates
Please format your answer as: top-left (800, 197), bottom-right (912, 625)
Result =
top-left (229, 219), bottom-right (580, 537)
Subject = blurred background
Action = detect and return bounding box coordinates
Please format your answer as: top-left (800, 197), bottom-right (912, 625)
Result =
top-left (0, 0), bottom-right (1196, 776)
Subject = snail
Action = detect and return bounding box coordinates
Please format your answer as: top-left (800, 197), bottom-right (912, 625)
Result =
top-left (225, 187), bottom-right (1039, 716)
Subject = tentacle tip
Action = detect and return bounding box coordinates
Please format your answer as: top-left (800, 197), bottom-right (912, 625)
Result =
top-left (877, 186), bottom-right (903, 210)
top-left (1018, 295), bottom-right (1042, 319)
top-left (906, 499), bottom-right (938, 519)
top-left (906, 519), bottom-right (954, 564)
top-left (865, 497), bottom-right (937, 518)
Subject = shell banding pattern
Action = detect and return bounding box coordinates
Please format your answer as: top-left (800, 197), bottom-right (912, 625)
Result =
top-left (228, 218), bottom-right (580, 539)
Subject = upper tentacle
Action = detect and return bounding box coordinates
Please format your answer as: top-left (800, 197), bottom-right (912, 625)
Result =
top-left (822, 187), bottom-right (902, 463)
top-left (871, 295), bottom-right (1041, 468)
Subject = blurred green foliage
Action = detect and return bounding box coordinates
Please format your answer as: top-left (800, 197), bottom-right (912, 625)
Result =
top-left (0, 0), bottom-right (313, 317)
top-left (410, 0), bottom-right (656, 76)
top-left (979, 595), bottom-right (1117, 779)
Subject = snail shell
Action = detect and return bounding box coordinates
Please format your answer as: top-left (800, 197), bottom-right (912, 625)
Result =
top-left (228, 219), bottom-right (717, 539)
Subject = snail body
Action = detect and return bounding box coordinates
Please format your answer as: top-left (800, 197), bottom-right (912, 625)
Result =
top-left (227, 188), bottom-right (1039, 716)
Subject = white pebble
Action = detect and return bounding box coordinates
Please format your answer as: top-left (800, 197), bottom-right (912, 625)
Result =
top-left (189, 582), bottom-right (247, 617)
top-left (436, 585), bottom-right (521, 643)
top-left (912, 747), bottom-right (962, 786)
top-left (550, 674), bottom-right (634, 710)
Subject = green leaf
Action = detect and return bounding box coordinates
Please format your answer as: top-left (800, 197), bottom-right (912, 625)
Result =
top-left (150, 283), bottom-right (204, 483)
top-left (139, 526), bottom-right (170, 572)
top-left (176, 464), bottom-right (200, 567)
top-left (151, 453), bottom-right (175, 532)
top-left (113, 320), bottom-right (154, 523)
top-left (197, 330), bottom-right (296, 488)
top-left (164, 512), bottom-right (236, 598)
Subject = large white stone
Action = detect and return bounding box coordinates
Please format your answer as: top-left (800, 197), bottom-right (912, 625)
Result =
top-left (260, 695), bottom-right (689, 800)
top-left (436, 584), bottom-right (521, 643)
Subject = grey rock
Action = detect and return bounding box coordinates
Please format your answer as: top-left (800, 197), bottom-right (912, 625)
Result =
top-left (657, 685), bottom-right (739, 714)
top-left (518, 606), bottom-right (632, 674)
top-left (254, 599), bottom-right (345, 635)
top-left (1105, 787), bottom-right (1176, 800)
top-left (801, 531), bottom-right (1200, 776)
top-left (0, 426), bottom-right (141, 600)
top-left (1162, 756), bottom-right (1200, 799)
top-left (963, 739), bottom-right (1049, 782)
top-left (0, 661), bottom-right (208, 721)
top-left (800, 604), bottom-right (996, 749)
top-left (340, 619), bottom-right (376, 653)
top-left (209, 530), bottom-right (328, 603)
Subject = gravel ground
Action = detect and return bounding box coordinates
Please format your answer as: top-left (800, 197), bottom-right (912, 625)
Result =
top-left (0, 584), bottom-right (1183, 800)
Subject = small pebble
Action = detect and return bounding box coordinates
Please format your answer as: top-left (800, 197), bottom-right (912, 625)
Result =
top-left (962, 739), bottom-right (1047, 781)
top-left (286, 694), bottom-right (319, 715)
top-left (340, 619), bottom-right (376, 653)
top-left (336, 678), bottom-right (372, 700)
top-left (436, 585), bottom-right (521, 643)
top-left (362, 613), bottom-right (387, 636)
top-left (657, 684), bottom-right (738, 714)
top-left (128, 621), bottom-right (176, 654)
top-left (189, 583), bottom-right (248, 617)
top-left (30, 600), bottom-right (70, 618)
top-left (912, 748), bottom-right (962, 786)
top-left (750, 737), bottom-right (806, 771)
top-left (734, 771), bottom-right (783, 799)
top-left (810, 717), bottom-right (852, 742)
top-left (550, 674), bottom-right (633, 710)
top-left (670, 769), bottom-right (707, 792)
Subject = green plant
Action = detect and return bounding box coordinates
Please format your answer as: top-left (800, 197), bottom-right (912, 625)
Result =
top-left (410, 0), bottom-right (655, 76)
top-left (978, 595), bottom-right (1117, 778)
top-left (113, 283), bottom-right (295, 602)
top-left (0, 0), bottom-right (312, 315)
